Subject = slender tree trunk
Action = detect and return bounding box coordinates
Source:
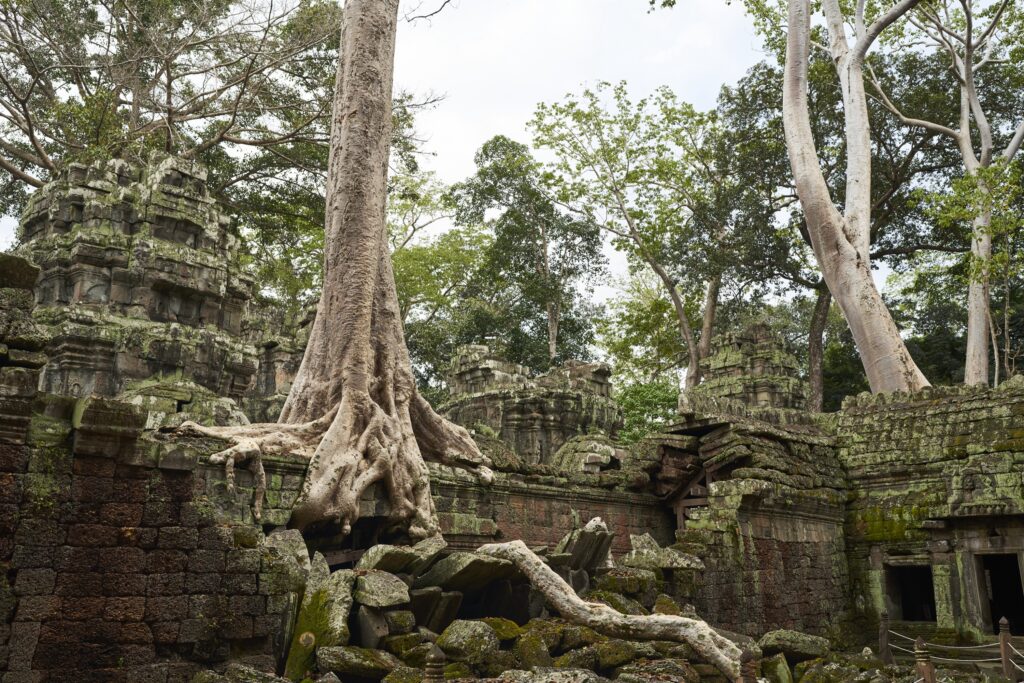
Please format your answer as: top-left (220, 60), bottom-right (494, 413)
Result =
top-left (807, 287), bottom-right (831, 412)
top-left (697, 274), bottom-right (720, 363)
top-left (964, 202), bottom-right (992, 385)
top-left (180, 0), bottom-right (491, 539)
top-left (782, 0), bottom-right (929, 394)
top-left (546, 300), bottom-right (559, 363)
top-left (648, 261), bottom-right (700, 389)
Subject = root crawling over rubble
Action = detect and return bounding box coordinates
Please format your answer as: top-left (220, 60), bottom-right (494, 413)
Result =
top-left (478, 540), bottom-right (743, 679)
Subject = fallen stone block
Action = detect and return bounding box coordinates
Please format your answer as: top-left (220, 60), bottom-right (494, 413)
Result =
top-left (553, 518), bottom-right (614, 571)
top-left (497, 668), bottom-right (612, 682)
top-left (758, 629), bottom-right (830, 663)
top-left (409, 586), bottom-right (442, 626)
top-left (414, 551), bottom-right (517, 592)
top-left (355, 569), bottom-right (410, 608)
top-left (436, 619), bottom-right (499, 665)
top-left (316, 645), bottom-right (401, 680)
top-left (356, 605), bottom-right (389, 650)
top-left (761, 651), bottom-right (794, 683)
top-left (357, 544), bottom-right (421, 574)
top-left (425, 591), bottom-right (462, 633)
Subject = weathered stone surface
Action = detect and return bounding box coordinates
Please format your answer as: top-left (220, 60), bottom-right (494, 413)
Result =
top-left (384, 609), bottom-right (416, 635)
top-left (436, 619), bottom-right (499, 665)
top-left (264, 529), bottom-right (310, 575)
top-left (496, 668), bottom-right (612, 682)
top-left (442, 345), bottom-right (623, 466)
top-left (425, 591), bottom-right (462, 634)
top-left (761, 652), bottom-right (794, 683)
top-left (354, 569), bottom-right (410, 608)
top-left (758, 629), bottom-right (830, 663)
top-left (381, 666), bottom-right (424, 683)
top-left (614, 658), bottom-right (700, 683)
top-left (283, 559), bottom-right (355, 680)
top-left (223, 663), bottom-right (290, 682)
top-left (316, 645), bottom-right (401, 680)
top-left (553, 517), bottom-right (614, 571)
top-left (357, 544), bottom-right (421, 573)
top-left (356, 604), bottom-right (390, 650)
top-left (621, 533), bottom-right (703, 571)
top-left (413, 551), bottom-right (515, 591)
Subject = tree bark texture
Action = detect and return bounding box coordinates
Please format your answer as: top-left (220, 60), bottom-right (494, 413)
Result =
top-left (807, 287), bottom-right (831, 412)
top-left (783, 0), bottom-right (929, 394)
top-left (181, 0), bottom-right (491, 539)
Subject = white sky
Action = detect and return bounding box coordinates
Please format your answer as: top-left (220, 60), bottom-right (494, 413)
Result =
top-left (0, 0), bottom-right (764, 259)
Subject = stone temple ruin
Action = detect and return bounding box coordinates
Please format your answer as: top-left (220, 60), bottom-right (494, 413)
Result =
top-left (3, 157), bottom-right (1024, 682)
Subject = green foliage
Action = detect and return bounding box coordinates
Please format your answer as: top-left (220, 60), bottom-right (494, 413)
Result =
top-left (615, 379), bottom-right (679, 444)
top-left (449, 135), bottom-right (604, 362)
top-left (597, 273), bottom-right (688, 383)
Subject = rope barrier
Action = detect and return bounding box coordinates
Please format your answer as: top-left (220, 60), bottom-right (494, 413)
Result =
top-left (889, 630), bottom-right (917, 642)
top-left (888, 629), bottom-right (1000, 651)
top-left (926, 641), bottom-right (1001, 651)
top-left (928, 655), bottom-right (1003, 663)
top-left (1011, 643), bottom-right (1024, 659)
top-left (890, 644), bottom-right (916, 654)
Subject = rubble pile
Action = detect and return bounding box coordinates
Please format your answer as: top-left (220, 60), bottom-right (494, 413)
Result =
top-left (195, 521), bottom-right (731, 683)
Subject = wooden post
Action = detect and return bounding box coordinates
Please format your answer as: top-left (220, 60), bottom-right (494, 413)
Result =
top-left (424, 646), bottom-right (446, 682)
top-left (914, 636), bottom-right (937, 683)
top-left (879, 610), bottom-right (892, 665)
top-left (1000, 616), bottom-right (1013, 680)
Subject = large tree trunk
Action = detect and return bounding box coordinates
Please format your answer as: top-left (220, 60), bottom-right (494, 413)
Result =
top-left (783, 0), bottom-right (929, 394)
top-left (180, 0), bottom-right (490, 539)
top-left (963, 206), bottom-right (992, 386)
top-left (807, 287), bottom-right (831, 412)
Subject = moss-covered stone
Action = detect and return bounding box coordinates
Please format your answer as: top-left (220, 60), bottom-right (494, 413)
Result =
top-left (762, 652), bottom-right (794, 683)
top-left (436, 619), bottom-right (499, 665)
top-left (355, 570), bottom-right (410, 608)
top-left (758, 629), bottom-right (830, 663)
top-left (381, 667), bottom-right (424, 683)
top-left (613, 658), bottom-right (699, 683)
top-left (583, 590), bottom-right (647, 615)
top-left (481, 617), bottom-right (523, 641)
top-left (315, 646), bottom-right (400, 679)
top-left (513, 630), bottom-right (554, 669)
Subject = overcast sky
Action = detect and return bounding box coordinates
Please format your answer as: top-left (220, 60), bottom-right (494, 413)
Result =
top-left (0, 0), bottom-right (763, 252)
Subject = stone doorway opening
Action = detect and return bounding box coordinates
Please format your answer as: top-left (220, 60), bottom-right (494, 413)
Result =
top-left (981, 554), bottom-right (1024, 635)
top-left (886, 565), bottom-right (937, 622)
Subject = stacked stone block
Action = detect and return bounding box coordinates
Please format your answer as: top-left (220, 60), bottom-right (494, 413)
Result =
top-left (442, 345), bottom-right (624, 466)
top-left (16, 155), bottom-right (257, 425)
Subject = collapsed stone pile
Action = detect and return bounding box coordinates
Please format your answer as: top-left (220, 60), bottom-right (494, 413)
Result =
top-left (196, 520), bottom-right (729, 683)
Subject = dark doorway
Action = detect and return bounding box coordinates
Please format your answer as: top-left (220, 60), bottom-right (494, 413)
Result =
top-left (886, 565), bottom-right (937, 621)
top-left (982, 554), bottom-right (1024, 635)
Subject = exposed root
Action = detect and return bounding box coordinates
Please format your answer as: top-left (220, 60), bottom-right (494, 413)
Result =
top-left (177, 393), bottom-right (493, 537)
top-left (178, 406), bottom-right (339, 521)
top-left (477, 540), bottom-right (743, 680)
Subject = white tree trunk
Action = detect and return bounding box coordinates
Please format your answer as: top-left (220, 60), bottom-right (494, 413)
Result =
top-left (964, 202), bottom-right (992, 386)
top-left (783, 0), bottom-right (929, 394)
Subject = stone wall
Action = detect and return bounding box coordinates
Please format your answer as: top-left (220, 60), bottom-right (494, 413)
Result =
top-left (0, 260), bottom-right (306, 683)
top-left (837, 381), bottom-right (1024, 642)
top-left (663, 406), bottom-right (851, 639)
